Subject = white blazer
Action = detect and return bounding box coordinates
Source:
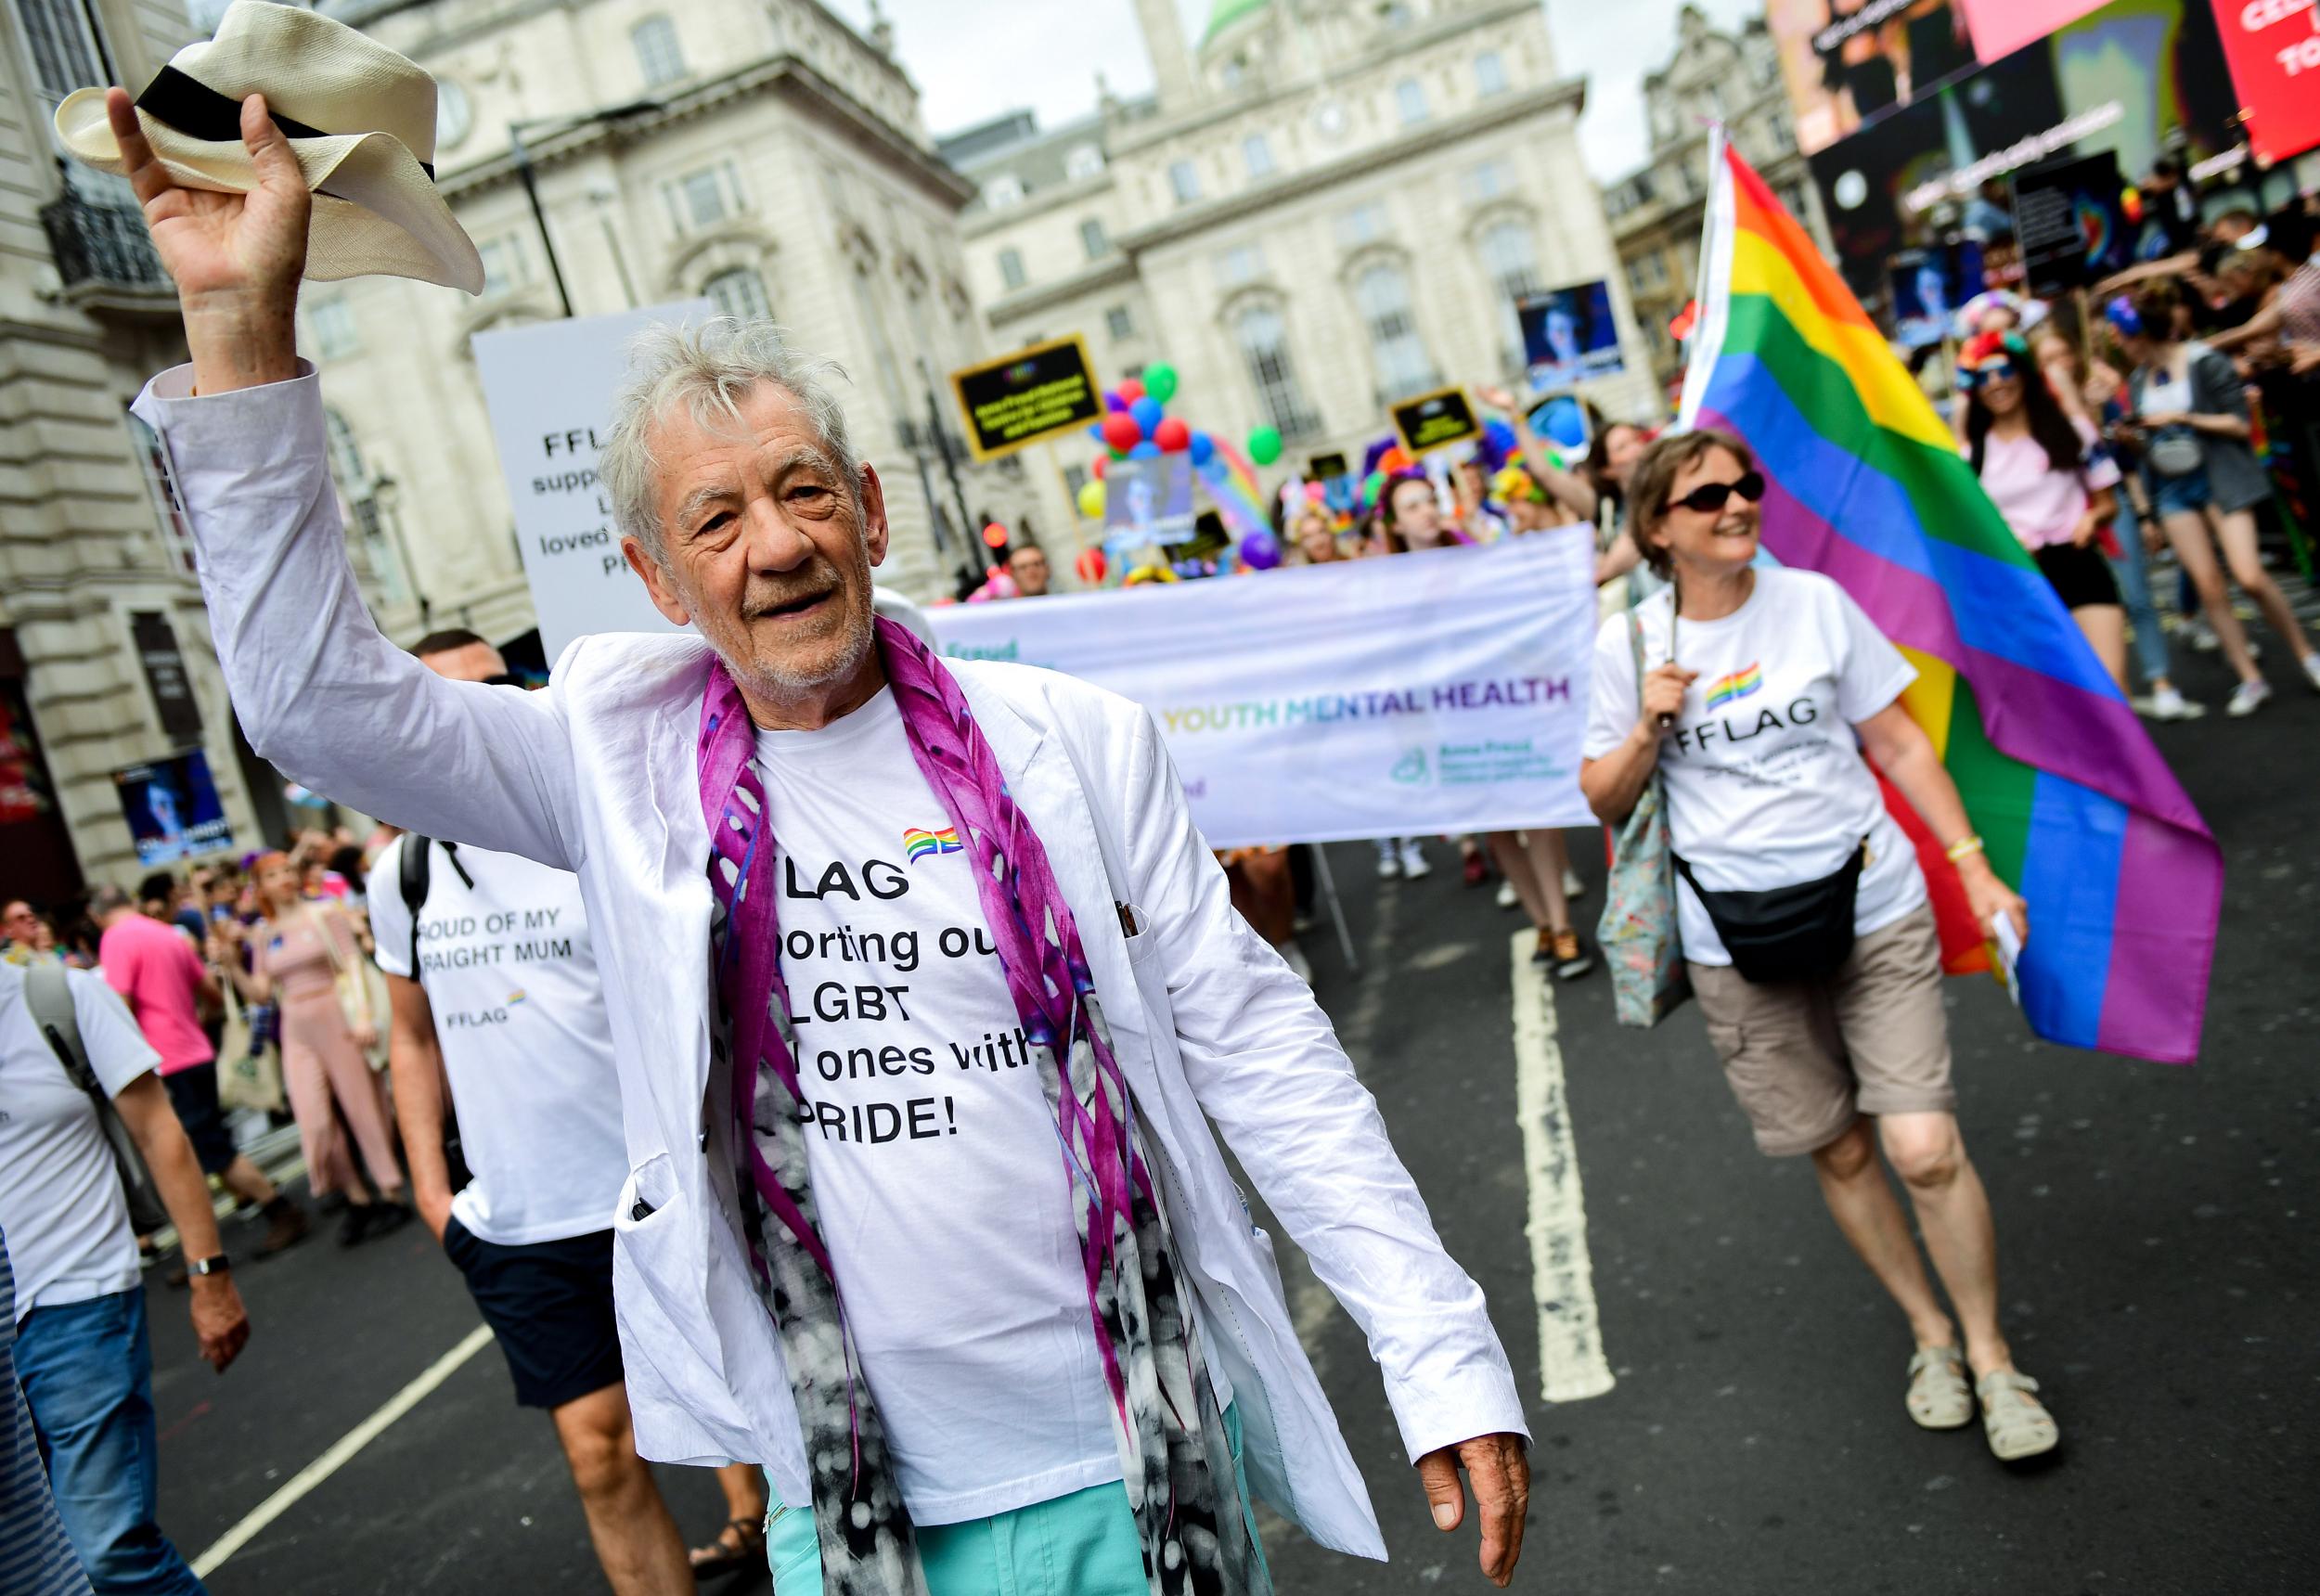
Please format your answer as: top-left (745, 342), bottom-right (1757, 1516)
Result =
top-left (136, 367), bottom-right (1527, 1559)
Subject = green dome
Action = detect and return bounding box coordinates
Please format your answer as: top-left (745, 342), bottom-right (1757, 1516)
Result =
top-left (1202, 0), bottom-right (1270, 44)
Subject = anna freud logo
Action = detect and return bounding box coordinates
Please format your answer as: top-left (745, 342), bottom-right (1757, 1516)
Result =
top-left (1389, 747), bottom-right (1430, 784)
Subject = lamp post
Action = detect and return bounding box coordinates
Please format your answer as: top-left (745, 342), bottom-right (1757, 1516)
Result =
top-left (505, 99), bottom-right (662, 318)
top-left (369, 471), bottom-right (430, 628)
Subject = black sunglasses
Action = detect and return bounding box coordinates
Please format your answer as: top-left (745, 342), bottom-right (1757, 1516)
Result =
top-left (1667, 470), bottom-right (1766, 517)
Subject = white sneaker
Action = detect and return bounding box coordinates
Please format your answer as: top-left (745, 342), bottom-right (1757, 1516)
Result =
top-left (2185, 619), bottom-right (2219, 652)
top-left (2301, 653), bottom-right (2320, 694)
top-left (1562, 867), bottom-right (1587, 900)
top-left (1375, 843), bottom-right (1401, 880)
top-left (2227, 679), bottom-right (2272, 717)
top-left (2137, 685), bottom-right (2207, 721)
top-left (1279, 942), bottom-right (1315, 985)
top-left (1495, 880), bottom-right (1519, 911)
top-left (1398, 841), bottom-right (1432, 880)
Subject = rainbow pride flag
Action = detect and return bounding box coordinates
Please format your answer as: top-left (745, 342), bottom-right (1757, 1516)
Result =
top-left (1676, 134), bottom-right (2220, 1063)
top-left (902, 826), bottom-right (962, 863)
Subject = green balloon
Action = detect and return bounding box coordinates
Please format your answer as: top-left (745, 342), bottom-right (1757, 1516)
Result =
top-left (1247, 425), bottom-right (1282, 467)
top-left (1144, 363), bottom-right (1179, 404)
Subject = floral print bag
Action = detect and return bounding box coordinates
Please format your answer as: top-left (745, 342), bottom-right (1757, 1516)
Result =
top-left (1597, 609), bottom-right (1692, 1026)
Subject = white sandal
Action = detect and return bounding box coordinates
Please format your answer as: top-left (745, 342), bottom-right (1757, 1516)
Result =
top-left (1976, 1369), bottom-right (2060, 1461)
top-left (1905, 1345), bottom-right (1973, 1430)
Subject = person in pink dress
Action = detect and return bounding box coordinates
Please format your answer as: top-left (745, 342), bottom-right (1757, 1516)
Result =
top-left (213, 853), bottom-right (408, 1245)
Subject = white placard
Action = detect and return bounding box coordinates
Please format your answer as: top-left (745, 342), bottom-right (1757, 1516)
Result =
top-left (472, 302), bottom-right (710, 664)
top-left (929, 536), bottom-right (1598, 848)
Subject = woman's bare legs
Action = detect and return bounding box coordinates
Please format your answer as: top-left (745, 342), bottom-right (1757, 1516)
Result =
top-left (2161, 509), bottom-right (2261, 684)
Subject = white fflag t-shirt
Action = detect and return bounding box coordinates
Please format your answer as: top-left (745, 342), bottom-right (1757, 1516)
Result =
top-left (368, 839), bottom-right (628, 1246)
top-left (1582, 568), bottom-right (1928, 965)
top-left (754, 687), bottom-right (1220, 1525)
top-left (0, 963), bottom-right (159, 1315)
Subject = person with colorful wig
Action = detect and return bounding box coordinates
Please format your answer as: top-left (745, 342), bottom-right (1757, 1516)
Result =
top-left (115, 88), bottom-right (1530, 1596)
top-left (1956, 328), bottom-right (2131, 690)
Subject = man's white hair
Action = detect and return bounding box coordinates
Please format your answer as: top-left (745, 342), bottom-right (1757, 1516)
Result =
top-left (600, 317), bottom-right (859, 559)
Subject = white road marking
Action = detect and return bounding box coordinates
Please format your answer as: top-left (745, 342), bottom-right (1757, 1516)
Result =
top-left (189, 1323), bottom-right (496, 1578)
top-left (1510, 932), bottom-right (1616, 1403)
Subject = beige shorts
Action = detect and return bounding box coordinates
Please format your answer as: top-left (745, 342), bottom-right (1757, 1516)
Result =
top-left (1688, 904), bottom-right (1955, 1157)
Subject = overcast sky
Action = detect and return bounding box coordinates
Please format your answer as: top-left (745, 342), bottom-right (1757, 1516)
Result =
top-left (823, 0), bottom-right (1762, 181)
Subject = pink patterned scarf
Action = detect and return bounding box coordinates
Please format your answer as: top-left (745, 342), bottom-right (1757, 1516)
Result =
top-left (697, 616), bottom-right (1263, 1595)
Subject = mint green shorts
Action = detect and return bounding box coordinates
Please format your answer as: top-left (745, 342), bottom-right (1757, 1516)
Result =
top-left (767, 1405), bottom-right (1266, 1594)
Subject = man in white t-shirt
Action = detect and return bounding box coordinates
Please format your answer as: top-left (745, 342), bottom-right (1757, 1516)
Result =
top-left (0, 960), bottom-right (251, 1590)
top-left (369, 629), bottom-right (763, 1593)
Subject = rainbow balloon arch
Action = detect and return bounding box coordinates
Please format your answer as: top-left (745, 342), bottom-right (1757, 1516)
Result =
top-left (1070, 363), bottom-right (1288, 586)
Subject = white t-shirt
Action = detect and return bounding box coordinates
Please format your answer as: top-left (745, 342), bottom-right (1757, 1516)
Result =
top-left (1582, 568), bottom-right (1928, 965)
top-left (367, 839), bottom-right (628, 1245)
top-left (0, 963), bottom-right (159, 1316)
top-left (754, 687), bottom-right (1146, 1525)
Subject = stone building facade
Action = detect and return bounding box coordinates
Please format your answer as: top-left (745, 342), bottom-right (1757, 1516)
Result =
top-left (305, 0), bottom-right (1058, 649)
top-left (1600, 5), bottom-right (1834, 391)
top-left (0, 0), bottom-right (317, 906)
top-left (944, 0), bottom-right (1656, 529)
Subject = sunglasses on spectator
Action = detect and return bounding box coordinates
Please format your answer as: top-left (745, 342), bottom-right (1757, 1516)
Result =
top-left (1667, 470), bottom-right (1766, 517)
top-left (1961, 359), bottom-right (2021, 389)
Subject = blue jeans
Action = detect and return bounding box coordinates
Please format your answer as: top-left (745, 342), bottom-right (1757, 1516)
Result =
top-left (2106, 492), bottom-right (2173, 689)
top-left (14, 1288), bottom-right (204, 1595)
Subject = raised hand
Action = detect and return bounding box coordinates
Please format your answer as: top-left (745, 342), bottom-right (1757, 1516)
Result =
top-left (105, 85), bottom-right (307, 393)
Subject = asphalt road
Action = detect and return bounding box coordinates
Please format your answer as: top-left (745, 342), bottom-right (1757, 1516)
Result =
top-left (146, 639), bottom-right (2318, 1596)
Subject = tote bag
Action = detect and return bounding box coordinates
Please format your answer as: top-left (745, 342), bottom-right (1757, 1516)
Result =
top-left (1597, 610), bottom-right (1692, 1026)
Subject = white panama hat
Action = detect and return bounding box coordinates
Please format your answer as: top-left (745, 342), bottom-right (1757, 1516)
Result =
top-left (54, 1), bottom-right (483, 294)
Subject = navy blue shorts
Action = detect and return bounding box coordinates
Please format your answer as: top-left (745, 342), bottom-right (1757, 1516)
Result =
top-left (443, 1218), bottom-right (624, 1409)
top-left (161, 1062), bottom-right (238, 1177)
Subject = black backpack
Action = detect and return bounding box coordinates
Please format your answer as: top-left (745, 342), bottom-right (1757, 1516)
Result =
top-left (392, 836), bottom-right (473, 1190)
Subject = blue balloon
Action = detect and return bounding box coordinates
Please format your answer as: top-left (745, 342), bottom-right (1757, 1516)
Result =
top-left (1537, 395), bottom-right (1588, 449)
top-left (1085, 422), bottom-right (1105, 441)
top-left (1129, 396), bottom-right (1164, 436)
top-left (1128, 440), bottom-right (1161, 459)
top-left (1189, 431), bottom-right (1217, 467)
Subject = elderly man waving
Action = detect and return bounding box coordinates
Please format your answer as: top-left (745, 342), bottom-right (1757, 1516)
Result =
top-left (112, 90), bottom-right (1528, 1594)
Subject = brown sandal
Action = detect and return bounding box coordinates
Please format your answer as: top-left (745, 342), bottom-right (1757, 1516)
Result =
top-left (689, 1514), bottom-right (766, 1579)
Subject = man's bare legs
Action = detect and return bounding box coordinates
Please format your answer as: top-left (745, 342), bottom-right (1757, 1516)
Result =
top-left (549, 1383), bottom-right (690, 1596)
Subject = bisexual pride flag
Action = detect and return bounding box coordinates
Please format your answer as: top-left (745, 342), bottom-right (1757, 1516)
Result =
top-left (1676, 133), bottom-right (2220, 1063)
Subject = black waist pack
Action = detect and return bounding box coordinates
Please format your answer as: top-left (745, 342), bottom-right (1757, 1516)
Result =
top-left (1672, 839), bottom-right (1867, 985)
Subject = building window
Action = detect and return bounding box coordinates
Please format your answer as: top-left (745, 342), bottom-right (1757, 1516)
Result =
top-left (1336, 201), bottom-right (1388, 249)
top-left (477, 235), bottom-right (528, 297)
top-left (1354, 262), bottom-right (1434, 400)
top-left (1395, 78), bottom-right (1429, 126)
top-left (985, 173), bottom-right (1025, 208)
top-left (1065, 143), bottom-right (1104, 179)
top-left (631, 15), bottom-right (685, 88)
top-left (124, 411), bottom-right (195, 577)
top-left (1464, 159), bottom-right (1513, 202)
top-left (1063, 463), bottom-right (1089, 504)
top-left (1233, 302), bottom-right (1317, 440)
top-left (1478, 220), bottom-right (1545, 368)
top-left (1380, 1), bottom-right (1412, 27)
top-left (1168, 160), bottom-right (1201, 205)
top-left (321, 406), bottom-right (383, 544)
top-left (19, 0), bottom-right (111, 115)
top-left (1079, 217), bottom-right (1110, 259)
top-left (705, 266), bottom-right (773, 324)
top-left (660, 162), bottom-right (747, 236)
top-left (1105, 303), bottom-right (1135, 340)
top-left (308, 296), bottom-right (360, 359)
top-left (1243, 133), bottom-right (1275, 178)
top-left (1476, 51), bottom-right (1509, 96)
top-left (998, 248), bottom-right (1026, 290)
top-left (1213, 242), bottom-right (1266, 287)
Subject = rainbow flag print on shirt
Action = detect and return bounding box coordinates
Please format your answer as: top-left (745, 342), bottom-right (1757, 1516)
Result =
top-left (1704, 663), bottom-right (1762, 710)
top-left (903, 826), bottom-right (963, 863)
top-left (1674, 132), bottom-right (2220, 1064)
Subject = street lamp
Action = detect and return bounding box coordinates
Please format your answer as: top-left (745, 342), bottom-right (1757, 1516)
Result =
top-left (506, 99), bottom-right (662, 318)
top-left (369, 471), bottom-right (430, 628)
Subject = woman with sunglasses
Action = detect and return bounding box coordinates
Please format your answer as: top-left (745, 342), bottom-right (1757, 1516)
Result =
top-left (2107, 283), bottom-right (2320, 715)
top-left (1580, 431), bottom-right (2056, 1464)
top-left (1956, 329), bottom-right (2130, 691)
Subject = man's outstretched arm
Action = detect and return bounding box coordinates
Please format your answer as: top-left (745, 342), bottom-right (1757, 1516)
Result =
top-left (112, 89), bottom-right (579, 867)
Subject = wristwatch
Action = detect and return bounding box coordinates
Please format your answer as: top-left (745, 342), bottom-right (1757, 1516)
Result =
top-left (186, 1254), bottom-right (232, 1279)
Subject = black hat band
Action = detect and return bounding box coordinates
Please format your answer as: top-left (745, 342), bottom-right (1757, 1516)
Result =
top-left (135, 66), bottom-right (436, 181)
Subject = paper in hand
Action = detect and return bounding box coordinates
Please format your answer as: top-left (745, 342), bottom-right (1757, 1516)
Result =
top-left (1990, 911), bottom-right (2023, 1007)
